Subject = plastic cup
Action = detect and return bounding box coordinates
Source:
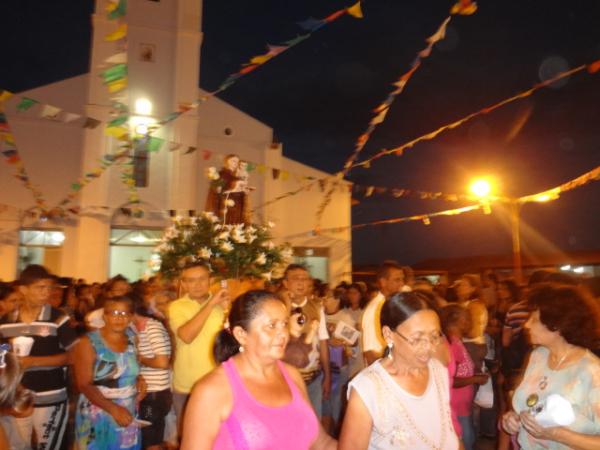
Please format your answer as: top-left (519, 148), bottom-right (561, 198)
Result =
top-left (12, 336), bottom-right (34, 357)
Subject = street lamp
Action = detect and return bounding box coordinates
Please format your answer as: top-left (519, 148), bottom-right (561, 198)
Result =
top-left (469, 177), bottom-right (523, 284)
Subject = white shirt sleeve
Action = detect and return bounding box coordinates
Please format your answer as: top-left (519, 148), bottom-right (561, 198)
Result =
top-left (318, 307), bottom-right (329, 340)
top-left (361, 295), bottom-right (384, 353)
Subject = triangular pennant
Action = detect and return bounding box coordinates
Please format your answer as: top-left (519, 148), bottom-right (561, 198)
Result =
top-left (106, 78), bottom-right (127, 93)
top-left (0, 90), bottom-right (14, 104)
top-left (63, 112), bottom-right (81, 123)
top-left (105, 126), bottom-right (129, 138)
top-left (239, 64), bottom-right (258, 75)
top-left (108, 0), bottom-right (127, 20)
top-left (16, 97), bottom-right (38, 112)
top-left (40, 104), bottom-right (61, 120)
top-left (283, 34), bottom-right (310, 46)
top-left (272, 168), bottom-right (280, 180)
top-left (588, 60), bottom-right (600, 73)
top-left (347, 2), bottom-right (364, 18)
top-left (318, 179), bottom-right (327, 192)
top-left (281, 171), bottom-right (289, 181)
top-left (249, 54), bottom-right (273, 65)
top-left (105, 23), bottom-right (127, 41)
top-left (451, 0), bottom-right (478, 15)
top-left (102, 63), bottom-right (128, 83)
top-left (168, 142), bottom-right (182, 152)
top-left (298, 17), bottom-right (326, 31)
top-left (146, 136), bottom-right (164, 152)
top-left (246, 162), bottom-right (256, 172)
top-left (105, 52), bottom-right (127, 64)
top-left (257, 164), bottom-right (266, 174)
top-left (184, 146), bottom-right (197, 155)
top-left (267, 45), bottom-right (288, 56)
top-left (370, 109), bottom-right (388, 125)
top-left (202, 149), bottom-right (212, 160)
top-left (83, 117), bottom-right (100, 129)
top-left (107, 115), bottom-right (129, 128)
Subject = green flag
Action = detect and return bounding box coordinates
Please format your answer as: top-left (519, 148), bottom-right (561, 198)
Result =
top-left (108, 115), bottom-right (129, 128)
top-left (16, 97), bottom-right (38, 112)
top-left (108, 0), bottom-right (127, 20)
top-left (102, 64), bottom-right (128, 84)
top-left (146, 136), bottom-right (164, 152)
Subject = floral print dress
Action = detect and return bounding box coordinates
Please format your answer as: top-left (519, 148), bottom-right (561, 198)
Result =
top-left (75, 330), bottom-right (140, 450)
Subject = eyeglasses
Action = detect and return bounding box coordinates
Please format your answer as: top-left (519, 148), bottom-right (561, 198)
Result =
top-left (394, 330), bottom-right (443, 348)
top-left (291, 307), bottom-right (306, 326)
top-left (105, 310), bottom-right (131, 318)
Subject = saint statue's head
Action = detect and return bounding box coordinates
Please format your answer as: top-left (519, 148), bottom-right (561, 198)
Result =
top-left (224, 154), bottom-right (240, 172)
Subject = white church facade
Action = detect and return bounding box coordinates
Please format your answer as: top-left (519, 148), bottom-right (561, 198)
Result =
top-left (0, 0), bottom-right (351, 284)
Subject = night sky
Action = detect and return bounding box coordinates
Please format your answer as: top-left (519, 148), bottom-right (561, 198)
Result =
top-left (3, 0), bottom-right (600, 266)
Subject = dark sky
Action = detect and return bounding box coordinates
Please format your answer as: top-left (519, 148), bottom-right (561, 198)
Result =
top-left (3, 0), bottom-right (600, 265)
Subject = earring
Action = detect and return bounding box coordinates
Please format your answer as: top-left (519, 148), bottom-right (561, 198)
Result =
top-left (387, 341), bottom-right (393, 360)
top-left (239, 345), bottom-right (244, 353)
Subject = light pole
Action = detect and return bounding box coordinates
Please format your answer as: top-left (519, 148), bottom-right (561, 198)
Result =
top-left (469, 178), bottom-right (522, 284)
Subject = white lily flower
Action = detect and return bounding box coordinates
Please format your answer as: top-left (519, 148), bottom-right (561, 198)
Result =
top-left (262, 241), bottom-right (275, 250)
top-left (261, 271), bottom-right (272, 281)
top-left (267, 221), bottom-right (276, 228)
top-left (255, 253), bottom-right (267, 265)
top-left (225, 199), bottom-right (235, 207)
top-left (217, 231), bottom-right (230, 240)
top-left (198, 247), bottom-right (212, 259)
top-left (220, 241), bottom-right (234, 253)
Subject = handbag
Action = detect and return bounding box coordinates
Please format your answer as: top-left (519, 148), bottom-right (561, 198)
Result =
top-left (474, 365), bottom-right (494, 409)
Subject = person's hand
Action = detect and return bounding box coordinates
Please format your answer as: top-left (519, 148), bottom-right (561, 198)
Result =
top-left (109, 404), bottom-right (133, 427)
top-left (322, 372), bottom-right (331, 399)
top-left (502, 411), bottom-right (521, 435)
top-left (210, 289), bottom-right (230, 308)
top-left (520, 411), bottom-right (562, 441)
top-left (474, 373), bottom-right (490, 385)
top-left (136, 376), bottom-right (147, 403)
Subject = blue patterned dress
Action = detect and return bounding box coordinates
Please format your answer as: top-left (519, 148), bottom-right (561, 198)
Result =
top-left (75, 330), bottom-right (141, 450)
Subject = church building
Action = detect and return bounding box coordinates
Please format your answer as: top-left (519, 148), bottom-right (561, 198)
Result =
top-left (0, 0), bottom-right (351, 284)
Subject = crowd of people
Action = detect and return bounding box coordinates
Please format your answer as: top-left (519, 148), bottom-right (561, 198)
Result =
top-left (0, 261), bottom-right (599, 449)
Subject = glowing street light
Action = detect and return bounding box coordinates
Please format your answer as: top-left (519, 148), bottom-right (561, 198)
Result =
top-left (469, 178), bottom-right (492, 198)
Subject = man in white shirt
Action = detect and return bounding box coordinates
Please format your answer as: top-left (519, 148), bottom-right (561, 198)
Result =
top-left (362, 261), bottom-right (407, 365)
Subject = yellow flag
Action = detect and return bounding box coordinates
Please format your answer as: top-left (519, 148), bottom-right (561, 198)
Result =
top-left (107, 78), bottom-right (127, 93)
top-left (250, 54), bottom-right (272, 65)
top-left (105, 126), bottom-right (129, 139)
top-left (105, 23), bottom-right (127, 41)
top-left (0, 90), bottom-right (14, 104)
top-left (105, 1), bottom-right (117, 12)
top-left (347, 2), bottom-right (363, 18)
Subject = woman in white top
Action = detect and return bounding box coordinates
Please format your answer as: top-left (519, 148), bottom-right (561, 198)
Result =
top-left (339, 291), bottom-right (459, 450)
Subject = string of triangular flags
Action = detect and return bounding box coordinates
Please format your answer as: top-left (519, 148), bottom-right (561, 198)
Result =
top-left (0, 91), bottom-right (49, 210)
top-left (305, 163), bottom-right (600, 236)
top-left (314, 59), bottom-right (600, 223)
top-left (215, 1), bottom-right (363, 93)
top-left (351, 61), bottom-right (600, 171)
top-left (316, 0), bottom-right (478, 224)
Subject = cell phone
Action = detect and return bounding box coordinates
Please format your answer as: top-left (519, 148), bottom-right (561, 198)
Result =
top-left (220, 279), bottom-right (228, 289)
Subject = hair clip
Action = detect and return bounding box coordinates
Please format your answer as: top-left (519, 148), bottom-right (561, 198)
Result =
top-left (0, 343), bottom-right (10, 369)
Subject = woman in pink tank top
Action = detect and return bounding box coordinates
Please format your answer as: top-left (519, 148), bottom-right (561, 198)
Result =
top-left (180, 290), bottom-right (336, 450)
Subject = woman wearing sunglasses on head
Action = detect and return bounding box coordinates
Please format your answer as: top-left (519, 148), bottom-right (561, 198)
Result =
top-left (339, 291), bottom-right (460, 450)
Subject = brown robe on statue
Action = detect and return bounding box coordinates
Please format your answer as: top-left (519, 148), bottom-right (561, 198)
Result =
top-left (205, 168), bottom-right (248, 224)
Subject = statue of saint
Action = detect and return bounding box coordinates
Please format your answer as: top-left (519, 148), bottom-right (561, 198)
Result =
top-left (205, 154), bottom-right (253, 224)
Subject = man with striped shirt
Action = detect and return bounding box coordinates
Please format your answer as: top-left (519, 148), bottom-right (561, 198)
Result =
top-left (133, 311), bottom-right (172, 450)
top-left (0, 265), bottom-right (78, 450)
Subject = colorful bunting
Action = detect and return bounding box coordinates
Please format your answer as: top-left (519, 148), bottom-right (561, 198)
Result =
top-left (105, 23), bottom-right (127, 41)
top-left (214, 2), bottom-right (363, 94)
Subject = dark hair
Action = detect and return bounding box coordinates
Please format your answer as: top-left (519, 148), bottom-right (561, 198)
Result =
top-left (581, 276), bottom-right (600, 298)
top-left (380, 291), bottom-right (430, 331)
top-left (545, 272), bottom-right (578, 286)
top-left (213, 290), bottom-right (284, 363)
top-left (380, 292), bottom-right (431, 358)
top-left (0, 282), bottom-right (19, 302)
top-left (103, 295), bottom-right (134, 313)
top-left (439, 303), bottom-right (469, 337)
top-left (283, 264), bottom-right (308, 279)
top-left (0, 352), bottom-right (34, 414)
top-left (527, 283), bottom-right (600, 350)
top-left (499, 279), bottom-right (520, 303)
top-left (375, 260), bottom-right (403, 282)
top-left (528, 270), bottom-right (552, 287)
top-left (18, 264), bottom-right (52, 286)
top-left (413, 289), bottom-right (441, 313)
top-left (180, 260), bottom-right (211, 275)
top-left (343, 283), bottom-right (368, 309)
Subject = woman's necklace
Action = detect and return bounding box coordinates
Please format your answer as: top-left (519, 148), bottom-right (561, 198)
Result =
top-left (385, 365), bottom-right (449, 450)
top-left (528, 347), bottom-right (574, 409)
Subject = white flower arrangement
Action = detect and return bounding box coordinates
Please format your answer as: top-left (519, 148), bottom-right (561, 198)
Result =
top-left (157, 213), bottom-right (292, 279)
